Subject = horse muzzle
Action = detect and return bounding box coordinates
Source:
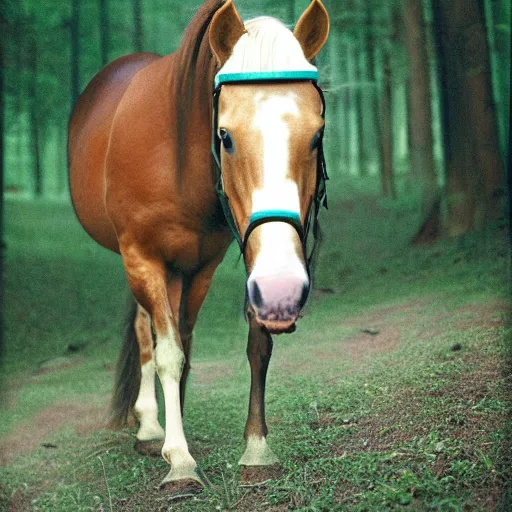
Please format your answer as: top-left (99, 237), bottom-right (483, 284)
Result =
top-left (247, 271), bottom-right (310, 334)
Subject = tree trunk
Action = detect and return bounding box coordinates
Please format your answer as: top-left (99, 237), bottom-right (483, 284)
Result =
top-left (379, 5), bottom-right (396, 199)
top-left (133, 0), bottom-right (143, 52)
top-left (13, 17), bottom-right (25, 182)
top-left (432, 0), bottom-right (504, 236)
top-left (487, 0), bottom-right (511, 154)
top-left (334, 36), bottom-right (351, 174)
top-left (366, 4), bottom-right (382, 177)
top-left (402, 0), bottom-right (438, 244)
top-left (355, 41), bottom-right (367, 176)
top-left (340, 41), bottom-right (351, 173)
top-left (328, 26), bottom-right (342, 167)
top-left (402, 0), bottom-right (436, 185)
top-left (380, 47), bottom-right (395, 198)
top-left (0, 12), bottom-right (4, 359)
top-left (349, 0), bottom-right (365, 176)
top-left (346, 41), bottom-right (360, 176)
top-left (58, 123), bottom-right (68, 196)
top-left (71, 0), bottom-right (80, 105)
top-left (0, 13), bottom-right (5, 239)
top-left (99, 0), bottom-right (109, 66)
top-left (465, 3), bottom-right (504, 202)
top-left (28, 31), bottom-right (42, 197)
top-left (390, 7), bottom-right (409, 182)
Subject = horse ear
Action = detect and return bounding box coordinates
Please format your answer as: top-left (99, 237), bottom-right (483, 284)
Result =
top-left (209, 0), bottom-right (246, 66)
top-left (293, 0), bottom-right (330, 61)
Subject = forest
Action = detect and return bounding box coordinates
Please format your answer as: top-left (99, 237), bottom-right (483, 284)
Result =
top-left (0, 0), bottom-right (511, 510)
top-left (1, 0), bottom-right (509, 239)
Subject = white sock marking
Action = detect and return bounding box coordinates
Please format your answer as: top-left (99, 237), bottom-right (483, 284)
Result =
top-left (155, 332), bottom-right (197, 471)
top-left (133, 305), bottom-right (164, 441)
top-left (134, 360), bottom-right (165, 441)
top-left (239, 435), bottom-right (279, 466)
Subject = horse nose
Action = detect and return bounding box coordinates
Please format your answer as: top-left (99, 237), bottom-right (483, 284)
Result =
top-left (247, 272), bottom-right (310, 333)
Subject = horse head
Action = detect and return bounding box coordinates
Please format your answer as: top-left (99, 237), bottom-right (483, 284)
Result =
top-left (209, 0), bottom-right (330, 334)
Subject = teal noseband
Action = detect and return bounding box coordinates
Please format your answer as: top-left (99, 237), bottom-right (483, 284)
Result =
top-left (243, 210), bottom-right (304, 254)
top-left (211, 69), bottom-right (328, 264)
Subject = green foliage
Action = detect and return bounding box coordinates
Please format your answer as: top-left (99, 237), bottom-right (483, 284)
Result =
top-left (3, 0), bottom-right (509, 206)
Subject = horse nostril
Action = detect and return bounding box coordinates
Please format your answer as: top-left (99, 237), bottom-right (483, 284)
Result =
top-left (249, 280), bottom-right (264, 309)
top-left (298, 282), bottom-right (310, 309)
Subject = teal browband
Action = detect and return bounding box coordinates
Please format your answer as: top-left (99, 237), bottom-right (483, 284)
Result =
top-left (214, 70), bottom-right (319, 89)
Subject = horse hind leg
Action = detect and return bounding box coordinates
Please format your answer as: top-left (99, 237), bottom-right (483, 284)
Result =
top-left (179, 332), bottom-right (192, 413)
top-left (176, 267), bottom-right (216, 413)
top-left (133, 304), bottom-right (165, 455)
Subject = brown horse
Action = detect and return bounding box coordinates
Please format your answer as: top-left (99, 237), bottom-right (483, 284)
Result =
top-left (68, 0), bottom-right (329, 490)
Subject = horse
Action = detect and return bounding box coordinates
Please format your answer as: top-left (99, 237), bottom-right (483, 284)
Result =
top-left (68, 0), bottom-right (330, 490)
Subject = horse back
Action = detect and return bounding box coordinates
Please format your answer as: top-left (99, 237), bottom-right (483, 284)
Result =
top-left (68, 53), bottom-right (161, 253)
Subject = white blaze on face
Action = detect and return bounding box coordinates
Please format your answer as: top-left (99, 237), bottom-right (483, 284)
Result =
top-left (249, 92), bottom-right (308, 281)
top-left (252, 92), bottom-right (299, 213)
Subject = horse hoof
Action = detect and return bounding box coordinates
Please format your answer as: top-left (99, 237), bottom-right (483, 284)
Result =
top-left (240, 464), bottom-right (282, 485)
top-left (160, 466), bottom-right (207, 492)
top-left (160, 478), bottom-right (205, 497)
top-left (134, 439), bottom-right (164, 457)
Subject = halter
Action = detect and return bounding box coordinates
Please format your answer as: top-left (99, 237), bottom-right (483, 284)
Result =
top-left (211, 69), bottom-right (328, 267)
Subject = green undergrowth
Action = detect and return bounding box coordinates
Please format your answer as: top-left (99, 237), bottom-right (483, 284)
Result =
top-left (1, 198), bottom-right (510, 511)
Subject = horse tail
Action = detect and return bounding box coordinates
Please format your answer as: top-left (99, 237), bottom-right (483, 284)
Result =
top-left (109, 298), bottom-right (141, 428)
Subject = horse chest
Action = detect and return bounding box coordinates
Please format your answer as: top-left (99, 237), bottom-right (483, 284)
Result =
top-left (158, 226), bottom-right (231, 274)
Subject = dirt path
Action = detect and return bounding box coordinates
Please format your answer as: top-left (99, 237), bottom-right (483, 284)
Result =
top-left (2, 297), bottom-right (508, 469)
top-left (0, 400), bottom-right (108, 466)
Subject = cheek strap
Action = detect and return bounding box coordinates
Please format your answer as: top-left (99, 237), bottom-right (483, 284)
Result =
top-left (210, 73), bottom-right (328, 277)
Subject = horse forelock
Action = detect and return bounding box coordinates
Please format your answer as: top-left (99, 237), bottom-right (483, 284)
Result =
top-left (219, 17), bottom-right (316, 75)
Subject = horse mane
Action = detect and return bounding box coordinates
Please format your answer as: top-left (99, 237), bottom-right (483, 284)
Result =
top-left (173, 0), bottom-right (223, 98)
top-left (172, 0), bottom-right (223, 174)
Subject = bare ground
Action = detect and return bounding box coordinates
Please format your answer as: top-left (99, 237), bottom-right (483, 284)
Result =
top-left (2, 299), bottom-right (508, 466)
top-left (0, 400), bottom-right (108, 466)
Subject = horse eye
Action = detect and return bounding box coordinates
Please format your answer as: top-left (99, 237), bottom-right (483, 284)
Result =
top-left (219, 128), bottom-right (234, 153)
top-left (311, 128), bottom-right (324, 151)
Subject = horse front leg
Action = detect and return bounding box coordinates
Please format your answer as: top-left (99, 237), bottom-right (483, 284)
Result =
top-left (121, 243), bottom-right (202, 488)
top-left (239, 309), bottom-right (280, 478)
top-left (155, 316), bottom-right (201, 486)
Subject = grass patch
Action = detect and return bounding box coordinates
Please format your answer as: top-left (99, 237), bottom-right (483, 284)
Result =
top-left (1, 197), bottom-right (510, 510)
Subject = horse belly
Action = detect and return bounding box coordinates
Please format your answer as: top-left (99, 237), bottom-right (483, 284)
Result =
top-left (68, 53), bottom-right (161, 253)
